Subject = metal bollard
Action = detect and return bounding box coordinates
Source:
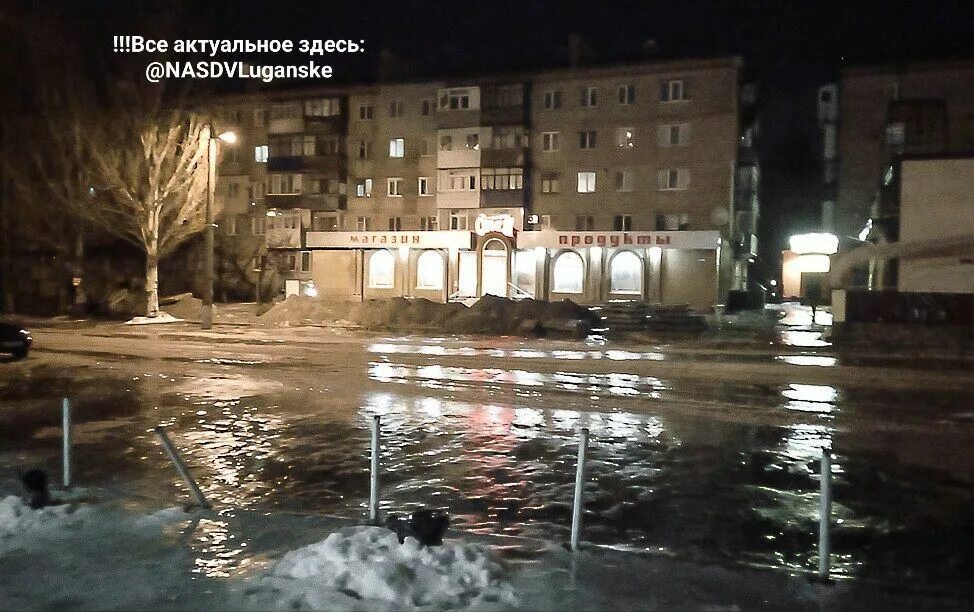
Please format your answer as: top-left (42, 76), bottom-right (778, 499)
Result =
top-left (570, 427), bottom-right (590, 551)
top-left (818, 446), bottom-right (832, 580)
top-left (369, 415), bottom-right (380, 523)
top-left (154, 426), bottom-right (211, 509)
top-left (62, 398), bottom-right (72, 488)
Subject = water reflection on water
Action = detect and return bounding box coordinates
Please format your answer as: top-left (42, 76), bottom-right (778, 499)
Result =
top-left (1, 363), bottom-right (972, 588)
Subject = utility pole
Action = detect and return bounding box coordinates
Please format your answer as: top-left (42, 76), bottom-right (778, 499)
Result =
top-left (201, 126), bottom-right (216, 329)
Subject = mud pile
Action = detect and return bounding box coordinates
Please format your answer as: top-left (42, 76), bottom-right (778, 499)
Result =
top-left (259, 294), bottom-right (596, 337)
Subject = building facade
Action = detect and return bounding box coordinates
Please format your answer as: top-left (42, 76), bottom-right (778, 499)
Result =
top-left (209, 56), bottom-right (755, 310)
top-left (835, 59), bottom-right (974, 241)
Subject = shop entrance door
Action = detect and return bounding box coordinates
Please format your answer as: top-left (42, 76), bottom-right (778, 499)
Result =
top-left (481, 239), bottom-right (508, 297)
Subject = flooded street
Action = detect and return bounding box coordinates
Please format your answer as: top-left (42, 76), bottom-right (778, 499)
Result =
top-left (1, 323), bottom-right (972, 592)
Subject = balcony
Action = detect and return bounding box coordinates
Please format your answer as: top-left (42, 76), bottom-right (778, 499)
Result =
top-left (480, 189), bottom-right (525, 209)
top-left (267, 153), bottom-right (345, 174)
top-left (266, 193), bottom-right (346, 212)
top-left (481, 148), bottom-right (525, 167)
top-left (267, 117), bottom-right (304, 134)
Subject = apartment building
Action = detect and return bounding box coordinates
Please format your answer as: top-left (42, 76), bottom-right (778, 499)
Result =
top-left (835, 59), bottom-right (974, 241)
top-left (211, 56), bottom-right (753, 310)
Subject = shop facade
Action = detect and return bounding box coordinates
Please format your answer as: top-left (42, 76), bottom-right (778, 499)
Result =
top-left (299, 227), bottom-right (724, 310)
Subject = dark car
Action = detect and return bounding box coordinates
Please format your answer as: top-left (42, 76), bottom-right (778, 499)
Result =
top-left (0, 321), bottom-right (31, 359)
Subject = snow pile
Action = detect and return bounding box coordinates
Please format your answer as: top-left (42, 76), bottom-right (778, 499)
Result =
top-left (259, 294), bottom-right (595, 337)
top-left (125, 312), bottom-right (184, 325)
top-left (0, 495), bottom-right (92, 544)
top-left (245, 526), bottom-right (516, 610)
top-left (160, 292), bottom-right (203, 320)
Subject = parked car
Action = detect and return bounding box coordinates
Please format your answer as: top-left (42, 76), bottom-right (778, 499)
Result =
top-left (0, 321), bottom-right (31, 359)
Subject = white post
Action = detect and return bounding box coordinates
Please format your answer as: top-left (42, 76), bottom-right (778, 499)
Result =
top-left (154, 426), bottom-right (211, 509)
top-left (62, 398), bottom-right (71, 488)
top-left (818, 446), bottom-right (832, 580)
top-left (369, 415), bottom-right (380, 523)
top-left (570, 427), bottom-right (589, 551)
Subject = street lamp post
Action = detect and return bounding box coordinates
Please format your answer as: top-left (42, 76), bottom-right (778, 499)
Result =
top-left (201, 125), bottom-right (237, 330)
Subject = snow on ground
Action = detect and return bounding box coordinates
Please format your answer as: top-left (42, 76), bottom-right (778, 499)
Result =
top-left (125, 313), bottom-right (185, 325)
top-left (241, 526), bottom-right (516, 610)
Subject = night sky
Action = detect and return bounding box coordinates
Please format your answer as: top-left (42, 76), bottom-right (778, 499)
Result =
top-left (5, 0), bottom-right (974, 281)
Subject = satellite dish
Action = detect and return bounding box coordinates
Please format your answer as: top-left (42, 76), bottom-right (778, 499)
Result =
top-left (710, 207), bottom-right (730, 226)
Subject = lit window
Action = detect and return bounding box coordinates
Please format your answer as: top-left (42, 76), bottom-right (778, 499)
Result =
top-left (368, 250), bottom-right (395, 288)
top-left (356, 179), bottom-right (373, 197)
top-left (389, 138), bottom-right (405, 158)
top-left (617, 128), bottom-right (635, 148)
top-left (610, 251), bottom-right (642, 293)
top-left (418, 177), bottom-right (431, 196)
top-left (553, 251), bottom-right (584, 293)
top-left (416, 250), bottom-right (444, 289)
top-left (254, 145), bottom-right (268, 162)
top-left (577, 171), bottom-right (596, 193)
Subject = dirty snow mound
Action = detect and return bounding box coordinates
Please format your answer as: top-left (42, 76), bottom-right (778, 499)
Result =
top-left (125, 312), bottom-right (184, 325)
top-left (247, 526), bottom-right (516, 610)
top-left (0, 495), bottom-right (90, 541)
top-left (161, 293), bottom-right (202, 320)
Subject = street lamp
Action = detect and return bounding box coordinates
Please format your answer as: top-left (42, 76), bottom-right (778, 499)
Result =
top-left (201, 126), bottom-right (237, 330)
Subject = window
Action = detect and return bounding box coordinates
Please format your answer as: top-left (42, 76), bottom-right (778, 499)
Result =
top-left (416, 250), bottom-right (444, 289)
top-left (388, 216), bottom-right (403, 231)
top-left (449, 211), bottom-right (468, 230)
top-left (253, 108), bottom-right (267, 127)
top-left (251, 216), bottom-right (266, 235)
top-left (614, 170), bottom-right (634, 192)
top-left (542, 131), bottom-right (560, 152)
top-left (368, 250), bottom-right (395, 288)
top-left (254, 145), bottom-right (269, 162)
top-left (577, 171), bottom-right (596, 193)
top-left (438, 170), bottom-right (477, 191)
top-left (270, 103), bottom-right (301, 120)
top-left (610, 251), bottom-right (642, 293)
top-left (657, 168), bottom-right (690, 190)
top-left (575, 216), bottom-right (594, 231)
top-left (420, 216), bottom-right (438, 231)
top-left (439, 91), bottom-right (471, 110)
top-left (658, 124), bottom-right (690, 146)
top-left (494, 85), bottom-right (523, 107)
top-left (543, 90), bottom-right (562, 110)
top-left (389, 138), bottom-right (405, 158)
top-left (269, 174), bottom-right (302, 194)
top-left (387, 178), bottom-right (403, 196)
top-left (356, 216), bottom-right (372, 231)
top-left (538, 215), bottom-right (552, 229)
top-left (358, 104), bottom-right (374, 120)
top-left (355, 179), bottom-right (373, 197)
top-left (418, 177), bottom-right (431, 196)
top-left (305, 98), bottom-right (341, 117)
top-left (490, 126), bottom-right (527, 149)
top-left (581, 86), bottom-right (598, 107)
top-left (313, 214), bottom-right (339, 231)
top-left (420, 138), bottom-right (433, 156)
top-left (613, 214), bottom-right (633, 230)
top-left (420, 99), bottom-right (433, 116)
top-left (618, 84), bottom-right (635, 104)
top-left (661, 79), bottom-right (687, 102)
top-left (578, 130), bottom-right (597, 150)
top-left (389, 100), bottom-right (404, 118)
top-left (358, 141), bottom-right (370, 160)
top-left (886, 122), bottom-right (905, 147)
top-left (439, 135), bottom-right (453, 151)
top-left (617, 127), bottom-right (635, 148)
top-left (465, 133), bottom-right (480, 150)
top-left (553, 251), bottom-right (584, 293)
top-left (480, 168), bottom-right (523, 190)
top-left (541, 173), bottom-right (560, 194)
top-left (656, 213), bottom-right (690, 231)
top-left (820, 89), bottom-right (833, 103)
top-left (224, 216), bottom-right (238, 236)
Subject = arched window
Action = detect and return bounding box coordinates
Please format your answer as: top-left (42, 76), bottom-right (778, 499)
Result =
top-left (610, 251), bottom-right (643, 294)
top-left (368, 249), bottom-right (395, 288)
top-left (416, 250), bottom-right (444, 290)
top-left (553, 251), bottom-right (584, 293)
